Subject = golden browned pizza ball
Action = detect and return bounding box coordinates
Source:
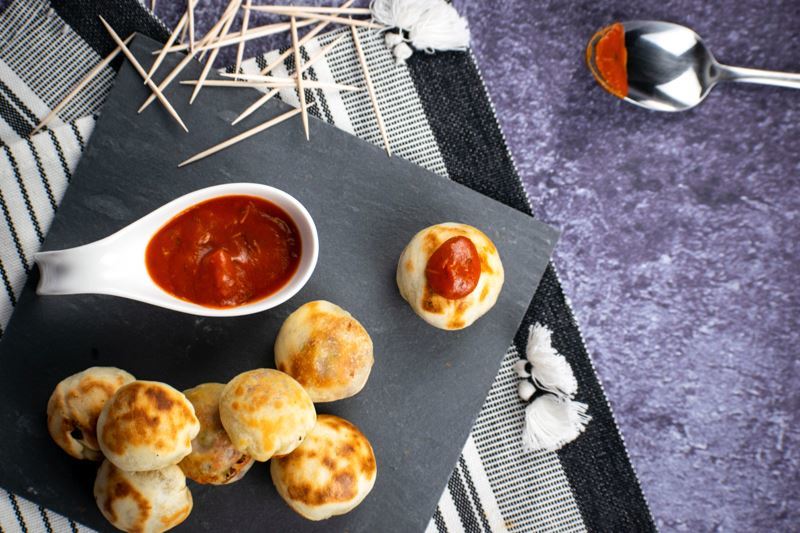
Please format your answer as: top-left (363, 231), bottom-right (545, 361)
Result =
top-left (97, 381), bottom-right (200, 472)
top-left (274, 300), bottom-right (374, 403)
top-left (270, 414), bottom-right (377, 521)
top-left (219, 369), bottom-right (316, 461)
top-left (178, 383), bottom-right (254, 485)
top-left (94, 459), bottom-right (192, 533)
top-left (46, 367), bottom-right (135, 461)
top-left (396, 223), bottom-right (504, 330)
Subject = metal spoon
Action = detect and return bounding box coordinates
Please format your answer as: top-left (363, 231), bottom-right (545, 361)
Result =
top-left (601, 21), bottom-right (800, 111)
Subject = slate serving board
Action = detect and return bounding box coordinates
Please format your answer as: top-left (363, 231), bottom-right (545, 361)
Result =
top-left (0, 35), bottom-right (558, 532)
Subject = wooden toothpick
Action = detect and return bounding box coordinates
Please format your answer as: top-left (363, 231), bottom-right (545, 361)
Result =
top-left (290, 16), bottom-right (309, 141)
top-left (236, 34), bottom-right (347, 125)
top-left (179, 104), bottom-right (316, 167)
top-left (181, 78), bottom-right (361, 91)
top-left (204, 18), bottom-right (317, 51)
top-left (220, 72), bottom-right (306, 83)
top-left (156, 19), bottom-right (316, 56)
top-left (187, 0), bottom-right (196, 53)
top-left (144, 13), bottom-right (187, 84)
top-left (247, 5), bottom-right (370, 15)
top-left (234, 0), bottom-right (251, 80)
top-left (98, 17), bottom-right (188, 132)
top-left (232, 89), bottom-right (279, 125)
top-left (31, 34), bottom-right (134, 135)
top-left (247, 6), bottom-right (383, 29)
top-left (179, 18), bottom-right (188, 44)
top-left (350, 25), bottom-right (391, 156)
top-left (190, 2), bottom-right (239, 104)
top-left (139, 0), bottom-right (239, 112)
top-left (258, 0), bottom-right (354, 75)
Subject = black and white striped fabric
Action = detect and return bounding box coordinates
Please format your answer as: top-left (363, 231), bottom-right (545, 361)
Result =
top-left (0, 0), bottom-right (655, 531)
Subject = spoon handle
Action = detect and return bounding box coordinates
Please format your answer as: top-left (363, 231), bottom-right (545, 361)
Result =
top-left (718, 64), bottom-right (800, 90)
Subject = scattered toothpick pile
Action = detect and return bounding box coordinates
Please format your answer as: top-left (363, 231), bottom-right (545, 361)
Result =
top-left (32, 1), bottom-right (393, 166)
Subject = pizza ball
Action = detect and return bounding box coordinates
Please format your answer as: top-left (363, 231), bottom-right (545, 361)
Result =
top-left (274, 301), bottom-right (374, 403)
top-left (178, 383), bottom-right (254, 485)
top-left (46, 367), bottom-right (135, 460)
top-left (219, 369), bottom-right (316, 461)
top-left (271, 415), bottom-right (377, 521)
top-left (97, 381), bottom-right (200, 471)
top-left (94, 459), bottom-right (192, 533)
top-left (396, 222), bottom-right (504, 330)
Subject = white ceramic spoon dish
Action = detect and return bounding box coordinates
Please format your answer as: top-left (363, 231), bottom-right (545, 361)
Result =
top-left (34, 183), bottom-right (318, 317)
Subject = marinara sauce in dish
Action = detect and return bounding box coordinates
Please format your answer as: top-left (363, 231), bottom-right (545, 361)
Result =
top-left (146, 195), bottom-right (301, 308)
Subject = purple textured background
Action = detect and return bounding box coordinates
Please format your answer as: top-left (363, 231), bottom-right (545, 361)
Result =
top-left (6, 0), bottom-right (798, 530)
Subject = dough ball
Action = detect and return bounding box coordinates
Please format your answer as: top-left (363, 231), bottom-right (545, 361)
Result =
top-left (271, 415), bottom-right (376, 521)
top-left (46, 367), bottom-right (135, 460)
top-left (178, 383), bottom-right (254, 485)
top-left (94, 459), bottom-right (192, 533)
top-left (396, 223), bottom-right (504, 330)
top-left (97, 381), bottom-right (200, 471)
top-left (275, 301), bottom-right (373, 403)
top-left (219, 369), bottom-right (315, 461)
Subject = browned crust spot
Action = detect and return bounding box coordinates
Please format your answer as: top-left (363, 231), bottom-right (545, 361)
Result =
top-left (101, 383), bottom-right (195, 455)
top-left (159, 504), bottom-right (191, 527)
top-left (422, 285), bottom-right (471, 328)
top-left (479, 284), bottom-right (490, 302)
top-left (145, 387), bottom-right (175, 411)
top-left (102, 466), bottom-right (152, 531)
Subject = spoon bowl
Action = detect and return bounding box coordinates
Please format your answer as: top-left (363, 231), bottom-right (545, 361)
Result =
top-left (34, 183), bottom-right (319, 317)
top-left (589, 20), bottom-right (800, 111)
top-left (623, 21), bottom-right (718, 111)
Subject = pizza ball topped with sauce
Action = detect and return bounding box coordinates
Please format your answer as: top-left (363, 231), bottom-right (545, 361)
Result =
top-left (219, 369), bottom-right (316, 461)
top-left (270, 414), bottom-right (377, 521)
top-left (97, 381), bottom-right (200, 472)
top-left (396, 223), bottom-right (504, 330)
top-left (47, 367), bottom-right (135, 461)
top-left (178, 383), bottom-right (255, 485)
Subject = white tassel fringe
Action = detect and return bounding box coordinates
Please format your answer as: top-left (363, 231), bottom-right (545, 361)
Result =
top-left (384, 31), bottom-right (404, 48)
top-left (408, 1), bottom-right (470, 52)
top-left (526, 323), bottom-right (577, 398)
top-left (392, 42), bottom-right (413, 65)
top-left (371, 0), bottom-right (470, 63)
top-left (522, 395), bottom-right (591, 452)
top-left (371, 0), bottom-right (430, 31)
top-left (513, 359), bottom-right (531, 378)
top-left (518, 380), bottom-right (536, 402)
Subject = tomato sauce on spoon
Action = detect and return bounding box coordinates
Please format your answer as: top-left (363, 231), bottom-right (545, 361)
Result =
top-left (587, 22), bottom-right (629, 99)
top-left (146, 195), bottom-right (301, 308)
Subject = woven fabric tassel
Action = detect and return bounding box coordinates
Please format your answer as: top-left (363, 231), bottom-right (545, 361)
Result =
top-left (522, 395), bottom-right (591, 452)
top-left (408, 1), bottom-right (470, 52)
top-left (371, 0), bottom-right (470, 64)
top-left (371, 0), bottom-right (430, 30)
top-left (518, 323), bottom-right (591, 452)
top-left (526, 323), bottom-right (578, 398)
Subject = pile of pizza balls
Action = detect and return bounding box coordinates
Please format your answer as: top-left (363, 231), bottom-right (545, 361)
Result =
top-left (46, 300), bottom-right (376, 532)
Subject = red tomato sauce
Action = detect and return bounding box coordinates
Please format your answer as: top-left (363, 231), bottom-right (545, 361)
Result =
top-left (145, 195), bottom-right (301, 308)
top-left (425, 236), bottom-right (481, 299)
top-left (587, 22), bottom-right (628, 99)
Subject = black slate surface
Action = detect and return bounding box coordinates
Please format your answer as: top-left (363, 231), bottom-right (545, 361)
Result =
top-left (0, 35), bottom-right (558, 532)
